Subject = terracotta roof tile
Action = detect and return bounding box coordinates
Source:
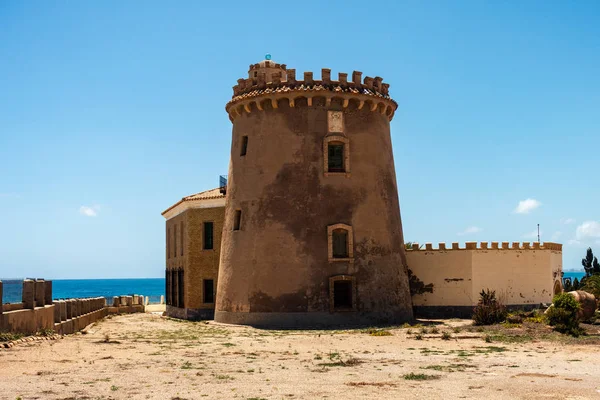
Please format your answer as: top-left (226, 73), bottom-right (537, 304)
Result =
top-left (161, 187), bottom-right (225, 216)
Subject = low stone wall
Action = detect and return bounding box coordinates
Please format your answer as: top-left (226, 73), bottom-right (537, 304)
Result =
top-left (107, 295), bottom-right (145, 315)
top-left (2, 303), bottom-right (24, 312)
top-left (1, 279), bottom-right (147, 336)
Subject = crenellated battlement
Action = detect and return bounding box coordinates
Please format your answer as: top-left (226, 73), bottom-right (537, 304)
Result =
top-left (405, 241), bottom-right (563, 252)
top-left (226, 65), bottom-right (398, 122)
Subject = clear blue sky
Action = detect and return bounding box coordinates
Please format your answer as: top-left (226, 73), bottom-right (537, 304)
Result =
top-left (1, 1), bottom-right (598, 279)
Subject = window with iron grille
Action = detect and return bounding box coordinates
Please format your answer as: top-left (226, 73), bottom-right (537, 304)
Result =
top-left (204, 222), bottom-right (214, 250)
top-left (204, 279), bottom-right (214, 303)
top-left (332, 229), bottom-right (349, 258)
top-left (328, 143), bottom-right (345, 172)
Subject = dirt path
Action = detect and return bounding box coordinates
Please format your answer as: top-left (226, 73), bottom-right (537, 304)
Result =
top-left (0, 313), bottom-right (599, 399)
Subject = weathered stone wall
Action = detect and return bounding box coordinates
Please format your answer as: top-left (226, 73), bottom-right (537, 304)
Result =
top-left (216, 82), bottom-right (413, 327)
top-left (407, 242), bottom-right (563, 317)
top-left (1, 279), bottom-right (143, 335)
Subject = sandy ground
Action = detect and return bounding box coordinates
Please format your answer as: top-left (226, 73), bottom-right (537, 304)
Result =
top-left (1, 313), bottom-right (600, 400)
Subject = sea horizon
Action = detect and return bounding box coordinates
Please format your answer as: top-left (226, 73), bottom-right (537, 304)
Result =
top-left (1, 277), bottom-right (165, 304)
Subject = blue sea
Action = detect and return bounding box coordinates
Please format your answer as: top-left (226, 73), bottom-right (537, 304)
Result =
top-left (563, 271), bottom-right (586, 282)
top-left (1, 278), bottom-right (165, 304)
top-left (0, 273), bottom-right (587, 305)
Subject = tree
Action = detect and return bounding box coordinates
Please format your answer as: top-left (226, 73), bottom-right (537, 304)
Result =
top-left (581, 248), bottom-right (600, 277)
top-left (563, 279), bottom-right (573, 292)
top-left (582, 275), bottom-right (600, 299)
top-left (572, 277), bottom-right (580, 290)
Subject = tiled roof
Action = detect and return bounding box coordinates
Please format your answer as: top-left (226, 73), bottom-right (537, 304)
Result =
top-left (229, 83), bottom-right (394, 105)
top-left (161, 188), bottom-right (225, 216)
top-left (182, 188), bottom-right (225, 201)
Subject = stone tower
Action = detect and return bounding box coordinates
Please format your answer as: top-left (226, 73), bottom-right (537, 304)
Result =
top-left (214, 58), bottom-right (413, 327)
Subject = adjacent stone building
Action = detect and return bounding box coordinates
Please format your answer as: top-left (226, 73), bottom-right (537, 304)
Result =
top-left (162, 188), bottom-right (225, 320)
top-left (162, 57), bottom-right (563, 326)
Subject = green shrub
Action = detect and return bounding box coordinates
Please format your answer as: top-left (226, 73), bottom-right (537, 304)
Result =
top-left (546, 293), bottom-right (582, 336)
top-left (472, 289), bottom-right (507, 326)
top-left (0, 332), bottom-right (23, 343)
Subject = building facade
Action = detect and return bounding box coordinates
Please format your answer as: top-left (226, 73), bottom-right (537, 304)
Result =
top-left (162, 189), bottom-right (225, 320)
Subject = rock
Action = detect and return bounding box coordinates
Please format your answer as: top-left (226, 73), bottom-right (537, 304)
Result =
top-left (507, 314), bottom-right (523, 324)
top-left (568, 291), bottom-right (597, 320)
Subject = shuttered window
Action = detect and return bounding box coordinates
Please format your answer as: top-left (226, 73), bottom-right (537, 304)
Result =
top-left (332, 229), bottom-right (349, 258)
top-left (204, 222), bottom-right (214, 250)
top-left (328, 144), bottom-right (345, 172)
top-left (203, 279), bottom-right (214, 303)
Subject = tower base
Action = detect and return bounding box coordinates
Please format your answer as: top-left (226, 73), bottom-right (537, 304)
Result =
top-left (214, 310), bottom-right (413, 329)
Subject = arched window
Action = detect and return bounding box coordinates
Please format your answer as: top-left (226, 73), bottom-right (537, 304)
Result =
top-left (323, 135), bottom-right (350, 177)
top-left (327, 224), bottom-right (353, 262)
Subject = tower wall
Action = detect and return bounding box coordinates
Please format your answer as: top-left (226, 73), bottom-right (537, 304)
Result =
top-left (215, 66), bottom-right (413, 328)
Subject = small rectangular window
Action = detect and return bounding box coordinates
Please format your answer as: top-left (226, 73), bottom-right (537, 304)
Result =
top-left (333, 280), bottom-right (353, 309)
top-left (167, 228), bottom-right (171, 259)
top-left (203, 222), bottom-right (214, 250)
top-left (240, 136), bottom-right (248, 156)
top-left (178, 269), bottom-right (184, 307)
top-left (332, 229), bottom-right (349, 258)
top-left (181, 222), bottom-right (184, 256)
top-left (174, 223), bottom-right (177, 258)
top-left (203, 279), bottom-right (215, 303)
top-left (328, 144), bottom-right (345, 172)
top-left (233, 210), bottom-right (242, 231)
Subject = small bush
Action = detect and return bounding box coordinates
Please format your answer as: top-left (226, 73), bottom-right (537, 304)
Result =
top-left (546, 293), bottom-right (583, 336)
top-left (0, 332), bottom-right (23, 343)
top-left (403, 372), bottom-right (440, 381)
top-left (472, 289), bottom-right (507, 326)
top-left (367, 329), bottom-right (392, 336)
top-left (441, 331), bottom-right (451, 340)
top-left (36, 328), bottom-right (54, 337)
top-left (415, 333), bottom-right (423, 340)
top-left (430, 326), bottom-right (440, 334)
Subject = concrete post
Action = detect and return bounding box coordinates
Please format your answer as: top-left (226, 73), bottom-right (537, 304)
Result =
top-left (76, 299), bottom-right (82, 316)
top-left (0, 281), bottom-right (3, 329)
top-left (113, 296), bottom-right (119, 307)
top-left (60, 300), bottom-right (67, 321)
top-left (44, 280), bottom-right (53, 305)
top-left (53, 301), bottom-right (61, 323)
top-left (145, 296), bottom-right (149, 306)
top-left (66, 299), bottom-right (73, 319)
top-left (34, 279), bottom-right (45, 307)
top-left (160, 295), bottom-right (164, 305)
top-left (22, 280), bottom-right (35, 309)
top-left (126, 296), bottom-right (133, 306)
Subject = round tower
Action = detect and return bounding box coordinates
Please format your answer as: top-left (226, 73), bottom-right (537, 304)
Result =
top-left (215, 58), bottom-right (413, 328)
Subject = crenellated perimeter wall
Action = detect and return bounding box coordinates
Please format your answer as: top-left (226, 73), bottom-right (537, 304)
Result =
top-left (406, 242), bottom-right (563, 318)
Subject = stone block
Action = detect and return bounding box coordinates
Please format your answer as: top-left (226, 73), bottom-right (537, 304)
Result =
top-left (113, 296), bottom-right (119, 307)
top-left (44, 280), bottom-right (53, 305)
top-left (34, 279), bottom-right (46, 307)
top-left (66, 300), bottom-right (73, 319)
top-left (60, 301), bottom-right (67, 321)
top-left (53, 301), bottom-right (61, 323)
top-left (22, 280), bottom-right (35, 309)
